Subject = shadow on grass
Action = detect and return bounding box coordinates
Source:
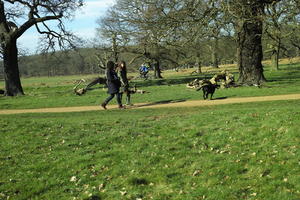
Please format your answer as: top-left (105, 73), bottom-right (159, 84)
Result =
top-left (213, 97), bottom-right (228, 100)
top-left (266, 64), bottom-right (300, 82)
top-left (135, 98), bottom-right (187, 108)
top-left (134, 74), bottom-right (214, 88)
top-left (84, 195), bottom-right (102, 200)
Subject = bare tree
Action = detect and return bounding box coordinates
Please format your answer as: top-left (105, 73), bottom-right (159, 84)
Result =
top-left (98, 0), bottom-right (169, 78)
top-left (263, 1), bottom-right (299, 70)
top-left (222, 0), bottom-right (281, 85)
top-left (282, 1), bottom-right (300, 58)
top-left (0, 0), bottom-right (83, 96)
top-left (99, 0), bottom-right (215, 78)
top-left (97, 0), bottom-right (296, 86)
top-left (96, 4), bottom-right (131, 63)
top-left (203, 2), bottom-right (230, 68)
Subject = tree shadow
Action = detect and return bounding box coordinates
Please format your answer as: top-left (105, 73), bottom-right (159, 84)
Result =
top-left (133, 74), bottom-right (215, 88)
top-left (213, 97), bottom-right (228, 100)
top-left (84, 195), bottom-right (102, 200)
top-left (134, 99), bottom-right (187, 108)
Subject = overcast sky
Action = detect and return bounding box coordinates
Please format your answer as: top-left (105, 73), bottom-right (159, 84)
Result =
top-left (17, 0), bottom-right (116, 54)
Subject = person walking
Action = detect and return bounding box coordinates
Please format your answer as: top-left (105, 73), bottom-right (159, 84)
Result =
top-left (117, 61), bottom-right (132, 106)
top-left (101, 61), bottom-right (124, 109)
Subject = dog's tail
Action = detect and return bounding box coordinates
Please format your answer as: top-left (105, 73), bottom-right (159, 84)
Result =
top-left (196, 86), bottom-right (203, 91)
top-left (196, 83), bottom-right (210, 91)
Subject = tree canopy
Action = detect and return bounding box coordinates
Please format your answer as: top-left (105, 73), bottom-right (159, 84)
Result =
top-left (0, 0), bottom-right (83, 96)
top-left (95, 0), bottom-right (300, 85)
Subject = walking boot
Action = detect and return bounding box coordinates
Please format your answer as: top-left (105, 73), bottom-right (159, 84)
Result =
top-left (126, 96), bottom-right (133, 106)
top-left (126, 102), bottom-right (133, 106)
top-left (101, 103), bottom-right (107, 110)
top-left (118, 104), bottom-right (125, 109)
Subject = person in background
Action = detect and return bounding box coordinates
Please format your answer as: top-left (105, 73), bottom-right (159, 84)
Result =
top-left (101, 61), bottom-right (124, 109)
top-left (117, 61), bottom-right (132, 106)
top-left (139, 63), bottom-right (149, 79)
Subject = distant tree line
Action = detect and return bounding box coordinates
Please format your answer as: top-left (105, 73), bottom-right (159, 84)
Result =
top-left (1, 33), bottom-right (299, 78)
top-left (1, 36), bottom-right (238, 77)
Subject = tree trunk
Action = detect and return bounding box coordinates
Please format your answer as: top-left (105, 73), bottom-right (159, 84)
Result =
top-left (211, 39), bottom-right (219, 68)
top-left (153, 59), bottom-right (163, 79)
top-left (196, 54), bottom-right (202, 73)
top-left (3, 39), bottom-right (24, 96)
top-left (112, 34), bottom-right (118, 63)
top-left (271, 40), bottom-right (280, 71)
top-left (237, 20), bottom-right (266, 85)
top-left (271, 49), bottom-right (279, 71)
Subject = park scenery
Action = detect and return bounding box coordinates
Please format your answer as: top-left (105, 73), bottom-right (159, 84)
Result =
top-left (1, 0), bottom-right (300, 200)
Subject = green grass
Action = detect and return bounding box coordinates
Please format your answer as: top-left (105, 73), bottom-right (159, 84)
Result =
top-left (0, 101), bottom-right (299, 199)
top-left (0, 63), bottom-right (300, 109)
top-left (0, 62), bottom-right (300, 199)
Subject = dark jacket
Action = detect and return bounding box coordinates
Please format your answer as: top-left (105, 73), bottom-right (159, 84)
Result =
top-left (120, 68), bottom-right (129, 83)
top-left (106, 69), bottom-right (121, 94)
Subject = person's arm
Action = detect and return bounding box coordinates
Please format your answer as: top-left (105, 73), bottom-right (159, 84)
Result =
top-left (106, 70), bottom-right (113, 81)
top-left (109, 71), bottom-right (121, 86)
top-left (121, 71), bottom-right (129, 85)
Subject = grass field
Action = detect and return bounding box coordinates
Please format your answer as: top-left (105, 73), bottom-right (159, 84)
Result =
top-left (1, 101), bottom-right (299, 200)
top-left (0, 62), bottom-right (300, 200)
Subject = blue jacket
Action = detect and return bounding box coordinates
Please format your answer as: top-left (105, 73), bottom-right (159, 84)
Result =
top-left (139, 65), bottom-right (149, 73)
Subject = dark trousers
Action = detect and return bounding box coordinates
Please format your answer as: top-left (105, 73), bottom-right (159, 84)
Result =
top-left (120, 92), bottom-right (131, 105)
top-left (104, 93), bottom-right (122, 105)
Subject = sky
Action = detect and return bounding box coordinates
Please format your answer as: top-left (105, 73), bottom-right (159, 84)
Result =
top-left (17, 0), bottom-right (116, 54)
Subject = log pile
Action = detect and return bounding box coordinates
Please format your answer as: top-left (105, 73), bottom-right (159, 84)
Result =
top-left (73, 79), bottom-right (148, 96)
top-left (187, 70), bottom-right (236, 89)
top-left (73, 77), bottom-right (107, 95)
top-left (186, 79), bottom-right (211, 89)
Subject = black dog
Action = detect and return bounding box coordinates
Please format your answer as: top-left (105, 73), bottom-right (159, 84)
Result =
top-left (197, 83), bottom-right (220, 100)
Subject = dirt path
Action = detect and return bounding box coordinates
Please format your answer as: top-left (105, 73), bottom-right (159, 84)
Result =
top-left (1, 93), bottom-right (300, 115)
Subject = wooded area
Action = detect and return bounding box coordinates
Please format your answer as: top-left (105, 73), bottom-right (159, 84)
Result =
top-left (1, 0), bottom-right (300, 95)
